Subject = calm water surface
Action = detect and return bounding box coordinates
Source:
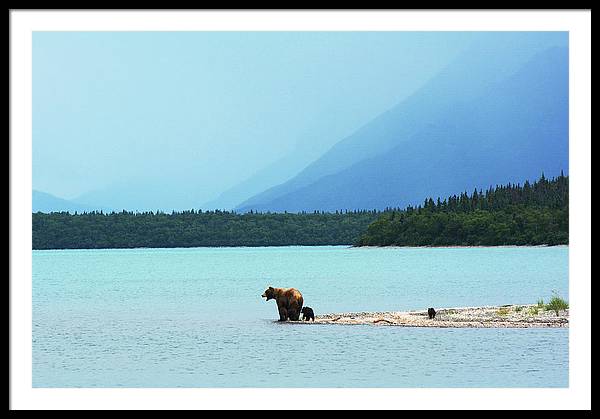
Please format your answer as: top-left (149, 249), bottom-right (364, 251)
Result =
top-left (32, 246), bottom-right (568, 387)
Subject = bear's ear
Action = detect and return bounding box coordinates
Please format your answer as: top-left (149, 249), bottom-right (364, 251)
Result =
top-left (268, 286), bottom-right (274, 290)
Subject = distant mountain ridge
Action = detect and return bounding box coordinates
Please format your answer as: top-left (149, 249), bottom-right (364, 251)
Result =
top-left (32, 190), bottom-right (109, 213)
top-left (201, 138), bottom-right (332, 210)
top-left (236, 44), bottom-right (568, 213)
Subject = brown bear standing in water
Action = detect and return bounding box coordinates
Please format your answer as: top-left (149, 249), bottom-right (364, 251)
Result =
top-left (261, 287), bottom-right (304, 321)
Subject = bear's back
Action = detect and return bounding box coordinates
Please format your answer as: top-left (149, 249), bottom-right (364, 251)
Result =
top-left (274, 287), bottom-right (302, 299)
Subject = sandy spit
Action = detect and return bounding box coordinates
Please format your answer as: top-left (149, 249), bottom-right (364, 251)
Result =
top-left (294, 305), bottom-right (568, 328)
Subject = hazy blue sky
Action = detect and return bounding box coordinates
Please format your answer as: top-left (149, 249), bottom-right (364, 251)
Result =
top-left (33, 31), bottom-right (479, 205)
top-left (32, 31), bottom-right (567, 210)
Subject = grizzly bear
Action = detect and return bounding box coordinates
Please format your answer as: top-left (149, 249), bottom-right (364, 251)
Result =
top-left (261, 286), bottom-right (304, 321)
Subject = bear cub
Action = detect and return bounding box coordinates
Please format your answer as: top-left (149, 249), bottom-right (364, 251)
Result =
top-left (427, 307), bottom-right (436, 319)
top-left (301, 307), bottom-right (315, 322)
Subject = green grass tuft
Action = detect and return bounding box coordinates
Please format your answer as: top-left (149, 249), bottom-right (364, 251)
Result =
top-left (545, 294), bottom-right (569, 317)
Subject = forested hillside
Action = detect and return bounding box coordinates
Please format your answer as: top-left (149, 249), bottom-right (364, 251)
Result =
top-left (356, 174), bottom-right (568, 247)
top-left (32, 210), bottom-right (380, 249)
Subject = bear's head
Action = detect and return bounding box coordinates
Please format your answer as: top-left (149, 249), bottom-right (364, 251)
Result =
top-left (261, 286), bottom-right (276, 301)
top-left (301, 307), bottom-right (310, 314)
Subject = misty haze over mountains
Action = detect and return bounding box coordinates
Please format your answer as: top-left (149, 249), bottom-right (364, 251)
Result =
top-left (33, 32), bottom-right (568, 214)
top-left (236, 45), bottom-right (568, 213)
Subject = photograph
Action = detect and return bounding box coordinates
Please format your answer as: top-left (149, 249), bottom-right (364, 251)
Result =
top-left (10, 10), bottom-right (591, 410)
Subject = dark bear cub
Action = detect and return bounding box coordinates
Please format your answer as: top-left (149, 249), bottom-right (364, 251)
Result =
top-left (428, 307), bottom-right (436, 319)
top-left (301, 307), bottom-right (315, 321)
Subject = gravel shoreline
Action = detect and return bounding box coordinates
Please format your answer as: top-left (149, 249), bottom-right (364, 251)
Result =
top-left (297, 304), bottom-right (568, 328)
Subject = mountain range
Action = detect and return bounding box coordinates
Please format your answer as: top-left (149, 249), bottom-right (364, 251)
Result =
top-left (235, 44), bottom-right (568, 213)
top-left (33, 37), bottom-right (569, 214)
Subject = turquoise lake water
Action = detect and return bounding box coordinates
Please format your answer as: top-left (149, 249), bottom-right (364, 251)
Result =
top-left (32, 246), bottom-right (569, 387)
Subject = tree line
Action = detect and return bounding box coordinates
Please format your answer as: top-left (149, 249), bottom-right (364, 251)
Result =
top-left (32, 209), bottom-right (382, 249)
top-left (356, 173), bottom-right (568, 247)
top-left (32, 173), bottom-right (568, 250)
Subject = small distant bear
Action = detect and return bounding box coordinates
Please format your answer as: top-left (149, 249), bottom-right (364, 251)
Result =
top-left (428, 307), bottom-right (436, 319)
top-left (301, 307), bottom-right (315, 322)
top-left (261, 286), bottom-right (304, 321)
